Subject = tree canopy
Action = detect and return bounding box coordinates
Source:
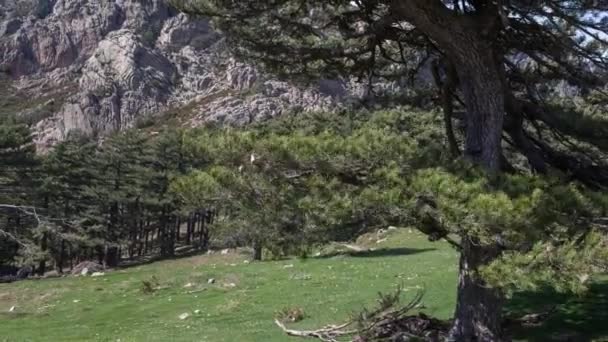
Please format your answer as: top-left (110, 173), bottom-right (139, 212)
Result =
top-left (172, 1), bottom-right (608, 340)
top-left (175, 0), bottom-right (608, 182)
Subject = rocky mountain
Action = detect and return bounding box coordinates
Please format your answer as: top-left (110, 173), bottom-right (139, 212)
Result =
top-left (0, 0), bottom-right (350, 149)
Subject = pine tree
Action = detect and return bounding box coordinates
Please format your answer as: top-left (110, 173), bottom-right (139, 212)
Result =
top-left (0, 115), bottom-right (39, 267)
top-left (86, 130), bottom-right (150, 267)
top-left (175, 1), bottom-right (608, 339)
top-left (38, 132), bottom-right (97, 273)
top-left (146, 129), bottom-right (195, 257)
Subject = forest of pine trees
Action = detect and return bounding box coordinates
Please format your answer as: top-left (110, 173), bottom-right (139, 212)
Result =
top-left (0, 117), bottom-right (217, 273)
top-left (2, 108), bottom-right (607, 293)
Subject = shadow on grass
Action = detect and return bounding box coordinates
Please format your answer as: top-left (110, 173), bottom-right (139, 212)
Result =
top-left (315, 247), bottom-right (436, 259)
top-left (506, 281), bottom-right (608, 341)
top-left (0, 312), bottom-right (32, 319)
top-left (117, 245), bottom-right (212, 270)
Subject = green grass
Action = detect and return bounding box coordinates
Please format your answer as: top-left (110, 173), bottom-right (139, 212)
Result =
top-left (0, 229), bottom-right (455, 341)
top-left (1, 229), bottom-right (607, 341)
top-left (507, 281), bottom-right (608, 342)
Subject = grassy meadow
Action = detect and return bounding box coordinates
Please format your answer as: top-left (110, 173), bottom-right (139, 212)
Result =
top-left (1, 229), bottom-right (606, 341)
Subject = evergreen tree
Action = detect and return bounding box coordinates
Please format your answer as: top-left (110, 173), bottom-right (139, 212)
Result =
top-left (0, 115), bottom-right (39, 266)
top-left (175, 1), bottom-right (608, 339)
top-left (146, 129), bottom-right (195, 257)
top-left (85, 130), bottom-right (150, 267)
top-left (38, 132), bottom-right (97, 273)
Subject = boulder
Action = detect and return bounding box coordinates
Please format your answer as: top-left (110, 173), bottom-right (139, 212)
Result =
top-left (44, 270), bottom-right (61, 278)
top-left (71, 261), bottom-right (103, 276)
top-left (16, 266), bottom-right (32, 280)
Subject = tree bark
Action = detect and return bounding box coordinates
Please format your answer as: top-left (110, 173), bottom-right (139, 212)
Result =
top-left (199, 213), bottom-right (208, 251)
top-left (449, 239), bottom-right (504, 342)
top-left (105, 246), bottom-right (120, 267)
top-left (38, 232), bottom-right (47, 276)
top-left (186, 213), bottom-right (193, 244)
top-left (450, 48), bottom-right (507, 341)
top-left (454, 48), bottom-right (505, 172)
top-left (57, 239), bottom-right (66, 273)
top-left (432, 59), bottom-right (460, 157)
top-left (389, 2), bottom-right (508, 339)
top-left (252, 241), bottom-right (262, 261)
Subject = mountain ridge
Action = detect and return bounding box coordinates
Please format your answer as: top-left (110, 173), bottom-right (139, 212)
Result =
top-left (0, 0), bottom-right (348, 149)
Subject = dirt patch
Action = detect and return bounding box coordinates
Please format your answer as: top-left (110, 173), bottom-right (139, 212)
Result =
top-left (0, 292), bottom-right (14, 300)
top-left (221, 273), bottom-right (241, 288)
top-left (217, 298), bottom-right (241, 313)
top-left (0, 291), bottom-right (16, 306)
top-left (160, 252), bottom-right (244, 269)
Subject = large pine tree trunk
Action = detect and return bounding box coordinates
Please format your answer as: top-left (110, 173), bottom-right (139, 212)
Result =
top-left (455, 50), bottom-right (505, 172)
top-left (449, 46), bottom-right (507, 342)
top-left (389, 3), bottom-right (508, 339)
top-left (449, 240), bottom-right (503, 341)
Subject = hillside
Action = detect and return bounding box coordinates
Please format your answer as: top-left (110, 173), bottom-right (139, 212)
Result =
top-left (2, 229), bottom-right (607, 341)
top-left (0, 0), bottom-right (351, 150)
top-left (1, 229), bottom-right (456, 341)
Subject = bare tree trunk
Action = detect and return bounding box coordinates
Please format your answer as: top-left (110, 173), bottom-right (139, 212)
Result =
top-left (175, 216), bottom-right (181, 243)
top-left (448, 45), bottom-right (507, 341)
top-left (38, 232), bottom-right (47, 275)
top-left (455, 52), bottom-right (504, 172)
top-left (137, 219), bottom-right (145, 256)
top-left (449, 239), bottom-right (503, 342)
top-left (105, 246), bottom-right (119, 267)
top-left (69, 245), bottom-right (73, 272)
top-left (96, 245), bottom-right (104, 265)
top-left (198, 212), bottom-right (208, 251)
top-left (186, 213), bottom-right (193, 245)
top-left (252, 241), bottom-right (262, 261)
top-left (57, 240), bottom-right (65, 273)
top-left (144, 228), bottom-right (150, 254)
top-left (432, 59), bottom-right (460, 157)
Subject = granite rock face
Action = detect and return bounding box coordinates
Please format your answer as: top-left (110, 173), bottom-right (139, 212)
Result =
top-left (0, 0), bottom-right (347, 149)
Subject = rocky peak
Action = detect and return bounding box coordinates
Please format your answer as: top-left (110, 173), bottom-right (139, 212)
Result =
top-left (0, 0), bottom-right (347, 150)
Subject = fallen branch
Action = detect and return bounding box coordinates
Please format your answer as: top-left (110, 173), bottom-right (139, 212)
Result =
top-left (274, 290), bottom-right (449, 341)
top-left (0, 204), bottom-right (42, 224)
top-left (274, 319), bottom-right (356, 342)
